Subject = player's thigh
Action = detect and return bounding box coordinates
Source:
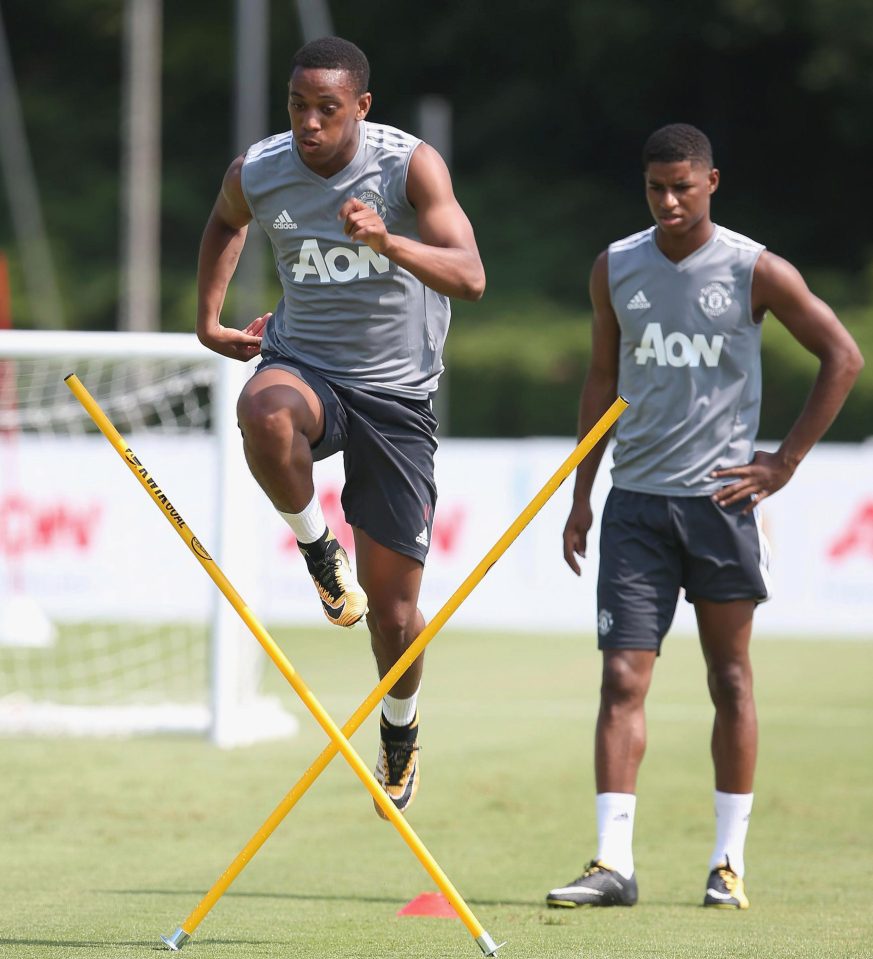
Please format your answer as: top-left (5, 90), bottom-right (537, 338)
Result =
top-left (694, 597), bottom-right (755, 670)
top-left (677, 497), bottom-right (771, 604)
top-left (238, 365), bottom-right (324, 440)
top-left (597, 488), bottom-right (683, 653)
top-left (242, 355), bottom-right (350, 459)
top-left (339, 388), bottom-right (438, 564)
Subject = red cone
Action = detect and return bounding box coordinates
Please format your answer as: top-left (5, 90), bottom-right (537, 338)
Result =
top-left (397, 891), bottom-right (459, 918)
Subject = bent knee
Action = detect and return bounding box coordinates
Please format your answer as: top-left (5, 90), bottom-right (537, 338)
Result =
top-left (237, 389), bottom-right (301, 443)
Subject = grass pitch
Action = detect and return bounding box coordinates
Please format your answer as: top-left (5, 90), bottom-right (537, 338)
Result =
top-left (1, 628), bottom-right (871, 958)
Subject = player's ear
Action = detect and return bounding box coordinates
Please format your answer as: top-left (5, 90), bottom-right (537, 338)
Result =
top-left (356, 92), bottom-right (372, 121)
top-left (709, 168), bottom-right (720, 194)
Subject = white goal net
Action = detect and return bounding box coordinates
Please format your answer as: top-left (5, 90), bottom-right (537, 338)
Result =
top-left (0, 330), bottom-right (298, 746)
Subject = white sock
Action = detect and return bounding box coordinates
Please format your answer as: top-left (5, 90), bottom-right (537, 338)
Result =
top-left (382, 686), bottom-right (420, 727)
top-left (709, 790), bottom-right (753, 877)
top-left (278, 494), bottom-right (327, 545)
top-left (596, 792), bottom-right (636, 879)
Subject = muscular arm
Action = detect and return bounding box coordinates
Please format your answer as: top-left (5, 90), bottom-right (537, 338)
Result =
top-left (712, 250), bottom-right (864, 508)
top-left (196, 156), bottom-right (269, 362)
top-left (339, 143), bottom-right (485, 301)
top-left (564, 251), bottom-right (621, 574)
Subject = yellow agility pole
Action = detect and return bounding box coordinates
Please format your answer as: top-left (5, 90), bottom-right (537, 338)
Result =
top-left (64, 373), bottom-right (503, 957)
top-left (160, 394), bottom-right (629, 947)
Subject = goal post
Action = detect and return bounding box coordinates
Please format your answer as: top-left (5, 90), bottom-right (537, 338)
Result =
top-left (0, 329), bottom-right (298, 747)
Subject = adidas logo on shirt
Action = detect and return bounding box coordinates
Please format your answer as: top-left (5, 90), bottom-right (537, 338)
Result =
top-left (272, 209), bottom-right (298, 230)
top-left (627, 290), bottom-right (651, 310)
top-left (415, 527), bottom-right (429, 547)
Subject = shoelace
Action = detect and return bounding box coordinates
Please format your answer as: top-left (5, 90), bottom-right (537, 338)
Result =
top-left (716, 866), bottom-right (739, 892)
top-left (305, 545), bottom-right (344, 597)
top-left (571, 860), bottom-right (606, 883)
top-left (384, 740), bottom-right (418, 785)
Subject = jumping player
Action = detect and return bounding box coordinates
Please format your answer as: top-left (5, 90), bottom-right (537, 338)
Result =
top-left (546, 124), bottom-right (862, 909)
top-left (196, 37), bottom-right (485, 817)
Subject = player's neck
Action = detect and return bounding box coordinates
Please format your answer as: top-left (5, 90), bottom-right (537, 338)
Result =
top-left (302, 147), bottom-right (355, 178)
top-left (655, 219), bottom-right (715, 263)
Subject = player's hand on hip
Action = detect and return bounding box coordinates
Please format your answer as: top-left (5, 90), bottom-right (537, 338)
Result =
top-left (339, 197), bottom-right (388, 251)
top-left (710, 450), bottom-right (795, 513)
top-left (563, 499), bottom-right (594, 576)
top-left (197, 313), bottom-right (269, 362)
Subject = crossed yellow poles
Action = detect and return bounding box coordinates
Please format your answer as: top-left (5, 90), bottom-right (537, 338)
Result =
top-left (65, 372), bottom-right (627, 955)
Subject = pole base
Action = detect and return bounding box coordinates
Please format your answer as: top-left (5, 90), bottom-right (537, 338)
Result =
top-left (476, 931), bottom-right (506, 956)
top-left (160, 927), bottom-right (190, 951)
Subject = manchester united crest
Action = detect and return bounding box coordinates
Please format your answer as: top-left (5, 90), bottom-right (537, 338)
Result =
top-left (698, 281), bottom-right (733, 318)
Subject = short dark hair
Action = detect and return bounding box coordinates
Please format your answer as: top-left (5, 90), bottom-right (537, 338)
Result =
top-left (643, 124), bottom-right (713, 169)
top-left (290, 36), bottom-right (370, 94)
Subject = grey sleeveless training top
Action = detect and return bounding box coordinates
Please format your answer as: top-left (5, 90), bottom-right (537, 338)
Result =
top-left (607, 224), bottom-right (765, 496)
top-left (240, 121), bottom-right (450, 399)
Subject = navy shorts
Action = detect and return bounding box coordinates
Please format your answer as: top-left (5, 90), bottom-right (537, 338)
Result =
top-left (254, 353), bottom-right (438, 564)
top-left (596, 487), bottom-right (772, 652)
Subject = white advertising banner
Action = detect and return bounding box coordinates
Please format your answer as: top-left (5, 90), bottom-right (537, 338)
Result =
top-left (1, 435), bottom-right (871, 637)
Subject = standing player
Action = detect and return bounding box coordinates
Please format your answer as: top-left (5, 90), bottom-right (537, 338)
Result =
top-left (546, 124), bottom-right (862, 909)
top-left (196, 37), bottom-right (485, 817)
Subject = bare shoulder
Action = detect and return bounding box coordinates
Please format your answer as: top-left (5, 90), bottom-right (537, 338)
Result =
top-left (217, 154), bottom-right (252, 226)
top-left (751, 249), bottom-right (858, 357)
top-left (589, 250), bottom-right (611, 299)
top-left (591, 249), bottom-right (610, 277)
top-left (407, 142), bottom-right (453, 205)
top-left (751, 249), bottom-right (810, 307)
top-left (409, 141), bottom-right (450, 178)
top-left (754, 248), bottom-right (805, 280)
top-left (588, 248), bottom-right (620, 370)
top-left (221, 154), bottom-right (246, 197)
